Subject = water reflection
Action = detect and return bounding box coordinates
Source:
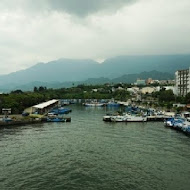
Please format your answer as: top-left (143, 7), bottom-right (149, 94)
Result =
top-left (0, 105), bottom-right (190, 190)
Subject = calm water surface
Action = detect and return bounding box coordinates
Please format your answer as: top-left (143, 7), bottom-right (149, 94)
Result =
top-left (0, 105), bottom-right (190, 190)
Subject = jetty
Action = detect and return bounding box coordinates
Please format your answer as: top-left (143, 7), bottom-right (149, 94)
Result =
top-left (0, 99), bottom-right (72, 128)
top-left (0, 116), bottom-right (71, 128)
top-left (0, 119), bottom-right (42, 127)
top-left (146, 115), bottom-right (172, 121)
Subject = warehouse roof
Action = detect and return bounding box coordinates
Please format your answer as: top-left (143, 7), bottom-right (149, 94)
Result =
top-left (33, 99), bottom-right (58, 109)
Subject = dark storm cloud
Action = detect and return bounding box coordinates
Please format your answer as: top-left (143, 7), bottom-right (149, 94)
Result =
top-left (0, 0), bottom-right (137, 16)
top-left (46, 0), bottom-right (136, 16)
top-left (0, 0), bottom-right (190, 74)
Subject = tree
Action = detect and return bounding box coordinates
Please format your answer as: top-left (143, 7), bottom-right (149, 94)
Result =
top-left (34, 86), bottom-right (38, 92)
top-left (159, 90), bottom-right (175, 102)
top-left (11, 89), bottom-right (23, 94)
top-left (185, 92), bottom-right (190, 104)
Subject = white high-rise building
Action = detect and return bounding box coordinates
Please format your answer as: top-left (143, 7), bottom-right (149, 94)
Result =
top-left (175, 67), bottom-right (190, 96)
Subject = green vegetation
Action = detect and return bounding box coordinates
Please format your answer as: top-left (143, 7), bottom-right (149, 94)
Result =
top-left (0, 84), bottom-right (131, 114)
top-left (1, 84), bottom-right (190, 114)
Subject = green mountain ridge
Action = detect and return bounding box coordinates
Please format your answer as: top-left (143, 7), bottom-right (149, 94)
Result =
top-left (0, 70), bottom-right (174, 92)
top-left (0, 54), bottom-right (189, 91)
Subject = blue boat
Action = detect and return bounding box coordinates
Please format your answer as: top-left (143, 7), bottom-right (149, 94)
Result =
top-left (51, 107), bottom-right (72, 115)
top-left (106, 102), bottom-right (120, 107)
top-left (47, 117), bottom-right (66, 122)
top-left (164, 117), bottom-right (190, 135)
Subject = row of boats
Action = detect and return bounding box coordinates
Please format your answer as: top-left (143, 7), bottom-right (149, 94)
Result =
top-left (103, 113), bottom-right (147, 122)
top-left (46, 107), bottom-right (72, 122)
top-left (103, 110), bottom-right (190, 135)
top-left (164, 117), bottom-right (190, 135)
top-left (83, 102), bottom-right (120, 107)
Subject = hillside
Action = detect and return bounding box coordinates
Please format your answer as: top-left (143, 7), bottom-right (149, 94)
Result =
top-left (0, 70), bottom-right (174, 92)
top-left (0, 54), bottom-right (189, 91)
top-left (112, 70), bottom-right (174, 84)
top-left (100, 54), bottom-right (190, 78)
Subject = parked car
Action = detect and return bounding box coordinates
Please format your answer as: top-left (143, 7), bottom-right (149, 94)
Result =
top-left (22, 112), bottom-right (29, 116)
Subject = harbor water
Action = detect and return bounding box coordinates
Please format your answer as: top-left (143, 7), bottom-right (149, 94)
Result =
top-left (0, 105), bottom-right (190, 190)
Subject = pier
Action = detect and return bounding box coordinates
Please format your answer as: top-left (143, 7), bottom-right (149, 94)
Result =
top-left (0, 115), bottom-right (71, 128)
top-left (147, 116), bottom-right (171, 122)
top-left (0, 119), bottom-right (42, 127)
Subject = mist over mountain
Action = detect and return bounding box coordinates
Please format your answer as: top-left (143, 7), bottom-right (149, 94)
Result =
top-left (0, 59), bottom-right (99, 86)
top-left (0, 54), bottom-right (189, 92)
top-left (111, 70), bottom-right (174, 84)
top-left (0, 70), bottom-right (174, 92)
top-left (101, 54), bottom-right (190, 77)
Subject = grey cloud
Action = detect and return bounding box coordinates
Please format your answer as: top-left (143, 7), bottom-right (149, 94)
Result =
top-left (0, 0), bottom-right (190, 75)
top-left (0, 0), bottom-right (137, 16)
top-left (45, 0), bottom-right (136, 16)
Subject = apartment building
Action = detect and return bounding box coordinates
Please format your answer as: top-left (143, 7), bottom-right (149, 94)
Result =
top-left (175, 68), bottom-right (190, 96)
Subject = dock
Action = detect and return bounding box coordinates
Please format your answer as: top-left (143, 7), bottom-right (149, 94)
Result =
top-left (0, 115), bottom-right (71, 128)
top-left (147, 116), bottom-right (171, 122)
top-left (0, 119), bottom-right (42, 127)
top-left (103, 115), bottom-right (172, 122)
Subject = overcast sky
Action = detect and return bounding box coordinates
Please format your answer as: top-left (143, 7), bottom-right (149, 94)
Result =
top-left (0, 0), bottom-right (190, 75)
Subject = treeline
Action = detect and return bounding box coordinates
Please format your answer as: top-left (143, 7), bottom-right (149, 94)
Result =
top-left (0, 84), bottom-right (131, 114)
top-left (1, 84), bottom-right (190, 114)
top-left (151, 89), bottom-right (190, 110)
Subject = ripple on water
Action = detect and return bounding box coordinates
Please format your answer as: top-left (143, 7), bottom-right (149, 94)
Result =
top-left (1, 106), bottom-right (190, 190)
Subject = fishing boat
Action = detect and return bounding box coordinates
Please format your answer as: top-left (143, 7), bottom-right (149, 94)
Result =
top-left (103, 113), bottom-right (146, 122)
top-left (47, 117), bottom-right (67, 122)
top-left (103, 112), bottom-right (122, 122)
top-left (84, 102), bottom-right (104, 107)
top-left (181, 121), bottom-right (190, 133)
top-left (110, 115), bottom-right (127, 122)
top-left (106, 101), bottom-right (120, 107)
top-left (125, 114), bottom-right (147, 122)
top-left (50, 107), bottom-right (72, 114)
top-left (164, 117), bottom-right (175, 127)
top-left (103, 114), bottom-right (114, 122)
top-left (163, 117), bottom-right (190, 135)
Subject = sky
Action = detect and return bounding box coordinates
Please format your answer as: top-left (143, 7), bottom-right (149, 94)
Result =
top-left (0, 0), bottom-right (190, 75)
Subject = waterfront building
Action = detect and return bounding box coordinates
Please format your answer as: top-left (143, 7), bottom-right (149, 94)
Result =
top-left (175, 68), bottom-right (190, 96)
top-left (159, 80), bottom-right (175, 85)
top-left (127, 87), bottom-right (140, 94)
top-left (136, 79), bottom-right (146, 85)
top-left (31, 99), bottom-right (59, 114)
top-left (141, 87), bottom-right (155, 94)
top-left (146, 78), bottom-right (153, 85)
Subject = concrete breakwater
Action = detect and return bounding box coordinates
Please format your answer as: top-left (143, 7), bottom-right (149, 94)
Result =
top-left (103, 115), bottom-right (172, 122)
top-left (0, 119), bottom-right (42, 127)
top-left (0, 115), bottom-right (71, 128)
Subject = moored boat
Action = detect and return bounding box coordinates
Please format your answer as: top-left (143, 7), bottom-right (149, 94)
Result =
top-left (84, 102), bottom-right (104, 107)
top-left (103, 113), bottom-right (147, 122)
top-left (106, 102), bottom-right (120, 107)
top-left (110, 115), bottom-right (127, 122)
top-left (125, 113), bottom-right (147, 122)
top-left (51, 107), bottom-right (72, 114)
top-left (163, 117), bottom-right (190, 136)
top-left (47, 117), bottom-right (67, 122)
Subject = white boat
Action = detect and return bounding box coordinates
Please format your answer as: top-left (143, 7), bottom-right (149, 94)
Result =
top-left (103, 112), bottom-right (121, 122)
top-left (84, 102), bottom-right (104, 107)
top-left (103, 115), bottom-right (113, 122)
top-left (103, 112), bottom-right (147, 122)
top-left (111, 115), bottom-right (127, 122)
top-left (125, 114), bottom-right (147, 122)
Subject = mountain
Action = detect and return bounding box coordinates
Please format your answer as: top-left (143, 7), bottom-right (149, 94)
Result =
top-left (112, 70), bottom-right (174, 84)
top-left (0, 59), bottom-right (99, 86)
top-left (100, 54), bottom-right (190, 77)
top-left (0, 54), bottom-right (189, 91)
top-left (0, 70), bottom-right (174, 92)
